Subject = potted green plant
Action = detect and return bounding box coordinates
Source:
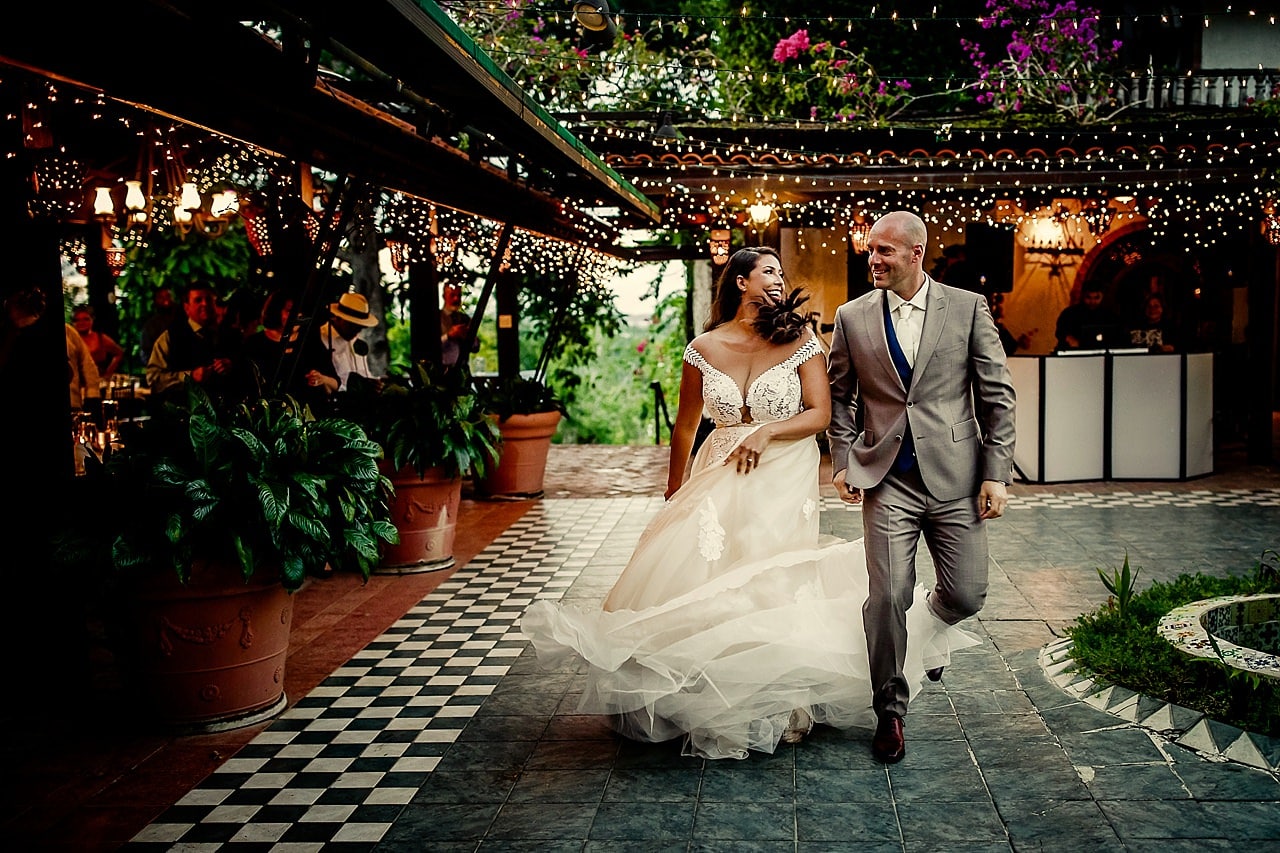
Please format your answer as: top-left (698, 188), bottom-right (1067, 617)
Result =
top-left (63, 383), bottom-right (397, 732)
top-left (334, 361), bottom-right (499, 572)
top-left (475, 373), bottom-right (566, 499)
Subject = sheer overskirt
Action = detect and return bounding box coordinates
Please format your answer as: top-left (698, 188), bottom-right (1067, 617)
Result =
top-left (521, 426), bottom-right (979, 760)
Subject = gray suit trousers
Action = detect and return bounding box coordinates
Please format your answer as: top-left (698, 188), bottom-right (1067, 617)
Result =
top-left (862, 466), bottom-right (990, 719)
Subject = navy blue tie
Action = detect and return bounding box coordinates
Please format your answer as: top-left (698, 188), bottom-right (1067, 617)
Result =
top-left (883, 300), bottom-right (916, 474)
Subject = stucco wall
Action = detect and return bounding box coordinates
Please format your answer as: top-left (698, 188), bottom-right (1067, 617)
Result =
top-left (1201, 18), bottom-right (1280, 69)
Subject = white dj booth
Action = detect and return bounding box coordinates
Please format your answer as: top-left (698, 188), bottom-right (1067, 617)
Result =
top-left (1007, 351), bottom-right (1214, 483)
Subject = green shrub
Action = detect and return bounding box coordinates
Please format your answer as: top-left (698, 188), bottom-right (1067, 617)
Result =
top-left (1066, 552), bottom-right (1280, 737)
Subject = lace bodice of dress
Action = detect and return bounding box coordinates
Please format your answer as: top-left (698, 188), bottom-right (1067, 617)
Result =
top-left (683, 335), bottom-right (824, 427)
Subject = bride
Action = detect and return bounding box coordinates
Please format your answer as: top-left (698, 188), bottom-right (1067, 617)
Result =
top-left (522, 246), bottom-right (977, 760)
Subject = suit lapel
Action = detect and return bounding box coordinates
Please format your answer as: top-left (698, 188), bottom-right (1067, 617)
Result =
top-left (910, 278), bottom-right (947, 383)
top-left (861, 290), bottom-right (903, 387)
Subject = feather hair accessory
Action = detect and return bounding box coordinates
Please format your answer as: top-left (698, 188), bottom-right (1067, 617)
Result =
top-left (753, 288), bottom-right (811, 344)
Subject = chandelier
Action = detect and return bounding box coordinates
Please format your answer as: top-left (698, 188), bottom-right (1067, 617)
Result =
top-left (91, 130), bottom-right (241, 241)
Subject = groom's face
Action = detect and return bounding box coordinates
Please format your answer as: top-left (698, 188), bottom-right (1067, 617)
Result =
top-left (866, 223), bottom-right (923, 298)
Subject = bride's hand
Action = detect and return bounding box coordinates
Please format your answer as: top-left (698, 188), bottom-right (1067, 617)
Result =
top-left (727, 430), bottom-right (772, 475)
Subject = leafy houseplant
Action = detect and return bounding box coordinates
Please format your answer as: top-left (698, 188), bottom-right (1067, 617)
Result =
top-left (64, 383), bottom-right (397, 730)
top-left (476, 373), bottom-right (567, 422)
top-left (105, 384), bottom-right (397, 589)
top-left (474, 374), bottom-right (565, 499)
top-left (336, 361), bottom-right (499, 480)
top-left (334, 361), bottom-right (499, 570)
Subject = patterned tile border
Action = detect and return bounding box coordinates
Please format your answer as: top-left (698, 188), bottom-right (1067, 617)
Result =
top-left (1039, 637), bottom-right (1280, 774)
top-left (1157, 594), bottom-right (1280, 679)
top-left (821, 488), bottom-right (1280, 513)
top-left (1008, 488), bottom-right (1280, 509)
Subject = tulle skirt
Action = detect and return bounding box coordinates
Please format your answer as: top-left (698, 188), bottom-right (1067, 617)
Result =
top-left (521, 425), bottom-right (979, 759)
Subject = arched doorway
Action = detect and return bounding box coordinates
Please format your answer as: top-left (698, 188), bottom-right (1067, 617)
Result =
top-left (1076, 221), bottom-right (1209, 352)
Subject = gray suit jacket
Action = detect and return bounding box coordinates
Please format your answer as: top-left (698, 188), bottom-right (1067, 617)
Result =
top-left (827, 277), bottom-right (1016, 502)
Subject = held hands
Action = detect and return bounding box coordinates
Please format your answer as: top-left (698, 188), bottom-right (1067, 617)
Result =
top-left (833, 469), bottom-right (863, 505)
top-left (978, 479), bottom-right (1009, 520)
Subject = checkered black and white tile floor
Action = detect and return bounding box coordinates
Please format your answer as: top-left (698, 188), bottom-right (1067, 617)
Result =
top-left (129, 499), bottom-right (651, 849)
top-left (126, 489), bottom-right (1280, 850)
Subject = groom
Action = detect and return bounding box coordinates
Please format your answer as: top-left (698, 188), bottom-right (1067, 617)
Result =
top-left (827, 210), bottom-right (1016, 763)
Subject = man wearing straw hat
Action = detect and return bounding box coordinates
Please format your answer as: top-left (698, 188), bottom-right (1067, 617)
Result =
top-left (306, 291), bottom-right (380, 394)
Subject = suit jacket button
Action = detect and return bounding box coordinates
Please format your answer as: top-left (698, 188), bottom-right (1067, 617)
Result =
top-left (907, 401), bottom-right (913, 407)
top-left (895, 435), bottom-right (902, 441)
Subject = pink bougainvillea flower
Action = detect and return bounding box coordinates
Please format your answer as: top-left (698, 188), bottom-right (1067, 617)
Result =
top-left (772, 29), bottom-right (811, 63)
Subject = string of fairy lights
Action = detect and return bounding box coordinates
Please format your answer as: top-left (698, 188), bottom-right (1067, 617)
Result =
top-left (465, 4), bottom-right (1280, 121)
top-left (6, 4), bottom-right (1279, 273)
top-left (3, 72), bottom-right (626, 281)
top-left (464, 2), bottom-right (1280, 251)
top-left (596, 111), bottom-right (1280, 250)
top-left (484, 41), bottom-right (1279, 103)
top-left (490, 3), bottom-right (1278, 29)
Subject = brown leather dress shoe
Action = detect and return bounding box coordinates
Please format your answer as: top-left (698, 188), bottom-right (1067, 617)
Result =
top-left (872, 714), bottom-right (905, 763)
top-left (926, 666), bottom-right (944, 682)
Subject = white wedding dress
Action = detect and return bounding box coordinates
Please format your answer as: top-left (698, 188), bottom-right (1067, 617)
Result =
top-left (521, 335), bottom-right (979, 759)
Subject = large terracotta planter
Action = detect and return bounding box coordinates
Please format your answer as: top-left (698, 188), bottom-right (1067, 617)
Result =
top-left (379, 463), bottom-right (462, 573)
top-left (115, 559), bottom-right (292, 733)
top-left (477, 410), bottom-right (562, 499)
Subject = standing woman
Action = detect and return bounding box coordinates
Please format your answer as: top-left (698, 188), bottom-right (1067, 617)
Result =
top-left (523, 247), bottom-right (976, 759)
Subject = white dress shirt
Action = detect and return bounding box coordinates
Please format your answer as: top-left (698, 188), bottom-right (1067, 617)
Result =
top-left (319, 322), bottom-right (373, 391)
top-left (886, 279), bottom-right (929, 367)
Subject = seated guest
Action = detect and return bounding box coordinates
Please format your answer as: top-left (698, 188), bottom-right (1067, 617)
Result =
top-left (71, 305), bottom-right (125, 381)
top-left (1128, 295), bottom-right (1176, 353)
top-left (146, 281), bottom-right (249, 404)
top-left (1054, 282), bottom-right (1123, 351)
top-left (138, 286), bottom-right (178, 367)
top-left (307, 291), bottom-right (381, 394)
top-left (243, 289), bottom-right (336, 410)
top-left (441, 312), bottom-right (475, 369)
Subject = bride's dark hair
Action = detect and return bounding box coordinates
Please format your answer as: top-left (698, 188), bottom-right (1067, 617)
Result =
top-left (706, 246), bottom-right (810, 343)
top-left (706, 246), bottom-right (778, 332)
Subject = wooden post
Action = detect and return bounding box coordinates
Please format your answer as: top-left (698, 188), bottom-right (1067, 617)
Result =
top-left (409, 243), bottom-right (443, 364)
top-left (461, 221), bottom-right (513, 371)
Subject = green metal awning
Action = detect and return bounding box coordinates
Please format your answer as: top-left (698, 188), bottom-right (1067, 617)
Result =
top-left (0, 0), bottom-right (660, 245)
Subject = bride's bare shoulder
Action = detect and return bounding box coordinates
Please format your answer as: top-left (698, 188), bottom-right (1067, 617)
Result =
top-left (688, 330), bottom-right (726, 355)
